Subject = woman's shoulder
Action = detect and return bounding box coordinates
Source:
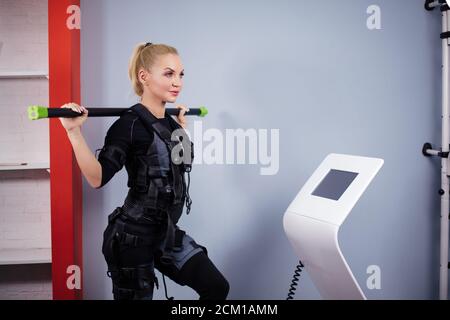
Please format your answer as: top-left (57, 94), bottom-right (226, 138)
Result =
top-left (105, 110), bottom-right (139, 141)
top-left (118, 109), bottom-right (156, 144)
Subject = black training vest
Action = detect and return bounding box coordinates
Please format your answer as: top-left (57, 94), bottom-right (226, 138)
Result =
top-left (124, 104), bottom-right (192, 212)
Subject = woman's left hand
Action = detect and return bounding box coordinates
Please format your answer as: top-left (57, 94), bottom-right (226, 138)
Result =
top-left (175, 104), bottom-right (189, 129)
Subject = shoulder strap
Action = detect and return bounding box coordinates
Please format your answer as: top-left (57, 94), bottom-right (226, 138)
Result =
top-left (130, 103), bottom-right (192, 147)
top-left (130, 103), bottom-right (173, 145)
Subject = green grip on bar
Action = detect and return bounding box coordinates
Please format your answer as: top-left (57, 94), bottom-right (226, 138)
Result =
top-left (28, 105), bottom-right (48, 120)
top-left (199, 106), bottom-right (208, 117)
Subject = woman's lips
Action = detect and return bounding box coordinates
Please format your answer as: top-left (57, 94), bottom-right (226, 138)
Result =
top-left (170, 91), bottom-right (179, 96)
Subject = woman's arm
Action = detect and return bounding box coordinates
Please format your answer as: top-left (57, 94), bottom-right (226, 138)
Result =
top-left (59, 103), bottom-right (131, 189)
top-left (67, 128), bottom-right (102, 188)
top-left (59, 103), bottom-right (102, 188)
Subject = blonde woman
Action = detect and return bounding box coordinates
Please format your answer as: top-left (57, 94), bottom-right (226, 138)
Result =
top-left (59, 43), bottom-right (229, 300)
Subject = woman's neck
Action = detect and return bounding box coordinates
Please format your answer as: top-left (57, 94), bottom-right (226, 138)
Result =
top-left (140, 95), bottom-right (166, 119)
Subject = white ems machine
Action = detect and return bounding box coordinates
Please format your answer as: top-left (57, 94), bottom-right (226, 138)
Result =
top-left (283, 153), bottom-right (384, 299)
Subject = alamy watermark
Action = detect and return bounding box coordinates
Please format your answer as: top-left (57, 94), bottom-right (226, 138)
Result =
top-left (66, 264), bottom-right (81, 290)
top-left (66, 5), bottom-right (81, 30)
top-left (367, 5), bottom-right (382, 30)
top-left (171, 121), bottom-right (280, 176)
top-left (366, 264), bottom-right (381, 290)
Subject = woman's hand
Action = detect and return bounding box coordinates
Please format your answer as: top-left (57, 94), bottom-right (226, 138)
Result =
top-left (175, 104), bottom-right (189, 129)
top-left (58, 102), bottom-right (88, 133)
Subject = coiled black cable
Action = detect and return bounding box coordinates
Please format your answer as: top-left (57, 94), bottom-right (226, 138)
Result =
top-left (287, 260), bottom-right (304, 300)
top-left (162, 274), bottom-right (174, 300)
top-left (185, 171), bottom-right (192, 214)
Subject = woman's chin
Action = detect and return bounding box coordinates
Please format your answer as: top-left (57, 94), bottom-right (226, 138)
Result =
top-left (166, 96), bottom-right (177, 103)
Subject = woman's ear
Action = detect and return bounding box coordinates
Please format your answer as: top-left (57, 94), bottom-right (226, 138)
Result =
top-left (138, 69), bottom-right (149, 86)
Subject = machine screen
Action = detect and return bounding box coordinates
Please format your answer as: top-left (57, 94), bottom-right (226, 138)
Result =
top-left (311, 169), bottom-right (358, 200)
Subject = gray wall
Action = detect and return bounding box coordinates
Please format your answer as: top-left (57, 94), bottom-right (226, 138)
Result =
top-left (81, 0), bottom-right (444, 299)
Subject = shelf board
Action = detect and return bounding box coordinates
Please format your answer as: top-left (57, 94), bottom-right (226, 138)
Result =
top-left (0, 248), bottom-right (51, 265)
top-left (0, 71), bottom-right (49, 79)
top-left (0, 162), bottom-right (50, 171)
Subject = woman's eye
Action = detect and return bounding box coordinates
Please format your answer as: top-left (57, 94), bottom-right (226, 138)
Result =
top-left (165, 72), bottom-right (184, 78)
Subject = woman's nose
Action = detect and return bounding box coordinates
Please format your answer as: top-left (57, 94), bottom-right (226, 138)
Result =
top-left (172, 76), bottom-right (182, 87)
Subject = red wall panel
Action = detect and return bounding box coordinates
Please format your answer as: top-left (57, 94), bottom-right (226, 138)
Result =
top-left (48, 0), bottom-right (82, 300)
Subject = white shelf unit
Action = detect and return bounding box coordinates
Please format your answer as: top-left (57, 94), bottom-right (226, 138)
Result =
top-left (0, 0), bottom-right (53, 300)
top-left (0, 71), bottom-right (49, 79)
top-left (0, 162), bottom-right (50, 172)
top-left (0, 248), bottom-right (51, 265)
top-left (0, 74), bottom-right (51, 264)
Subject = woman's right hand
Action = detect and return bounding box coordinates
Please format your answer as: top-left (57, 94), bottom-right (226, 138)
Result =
top-left (59, 102), bottom-right (88, 133)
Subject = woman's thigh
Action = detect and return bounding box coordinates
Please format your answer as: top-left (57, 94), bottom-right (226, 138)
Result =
top-left (102, 215), bottom-right (166, 299)
top-left (155, 233), bottom-right (229, 300)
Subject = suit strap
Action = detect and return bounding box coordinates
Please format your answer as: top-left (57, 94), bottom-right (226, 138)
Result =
top-left (130, 103), bottom-right (192, 144)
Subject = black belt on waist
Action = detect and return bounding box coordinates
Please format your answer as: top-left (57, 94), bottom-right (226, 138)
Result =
top-left (122, 189), bottom-right (175, 223)
top-left (128, 187), bottom-right (174, 206)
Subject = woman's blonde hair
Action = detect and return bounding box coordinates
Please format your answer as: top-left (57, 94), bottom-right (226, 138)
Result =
top-left (128, 42), bottom-right (179, 96)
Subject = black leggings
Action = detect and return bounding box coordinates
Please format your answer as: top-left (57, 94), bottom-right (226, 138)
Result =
top-left (157, 250), bottom-right (230, 300)
top-left (104, 215), bottom-right (229, 300)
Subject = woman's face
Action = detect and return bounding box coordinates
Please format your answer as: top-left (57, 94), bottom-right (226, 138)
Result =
top-left (144, 53), bottom-right (184, 103)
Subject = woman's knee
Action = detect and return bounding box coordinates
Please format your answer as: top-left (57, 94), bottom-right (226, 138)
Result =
top-left (178, 252), bottom-right (230, 300)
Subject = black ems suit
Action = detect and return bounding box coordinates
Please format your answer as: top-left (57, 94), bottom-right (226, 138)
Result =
top-left (97, 103), bottom-right (229, 300)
